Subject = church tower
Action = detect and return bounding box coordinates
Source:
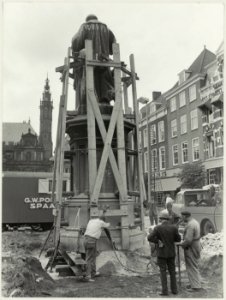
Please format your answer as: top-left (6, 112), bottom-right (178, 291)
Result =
top-left (39, 76), bottom-right (53, 160)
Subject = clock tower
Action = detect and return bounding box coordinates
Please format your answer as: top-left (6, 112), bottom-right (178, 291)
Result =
top-left (39, 76), bottom-right (53, 160)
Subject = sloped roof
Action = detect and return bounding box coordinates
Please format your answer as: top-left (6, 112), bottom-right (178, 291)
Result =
top-left (2, 122), bottom-right (36, 144)
top-left (165, 47), bottom-right (216, 96)
top-left (187, 47), bottom-right (216, 76)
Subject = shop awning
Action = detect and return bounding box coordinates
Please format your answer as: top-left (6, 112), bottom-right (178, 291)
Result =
top-left (198, 99), bottom-right (212, 112)
top-left (155, 177), bottom-right (180, 192)
top-left (203, 158), bottom-right (223, 170)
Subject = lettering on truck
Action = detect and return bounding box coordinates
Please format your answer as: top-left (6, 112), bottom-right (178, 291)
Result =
top-left (24, 197), bottom-right (55, 209)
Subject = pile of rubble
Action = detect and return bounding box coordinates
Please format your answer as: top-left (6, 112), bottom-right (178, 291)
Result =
top-left (2, 255), bottom-right (55, 297)
top-left (199, 231), bottom-right (223, 277)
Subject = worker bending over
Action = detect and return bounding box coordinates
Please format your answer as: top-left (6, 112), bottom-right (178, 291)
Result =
top-left (83, 215), bottom-right (110, 282)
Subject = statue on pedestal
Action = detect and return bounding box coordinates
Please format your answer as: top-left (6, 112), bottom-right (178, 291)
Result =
top-left (72, 14), bottom-right (116, 114)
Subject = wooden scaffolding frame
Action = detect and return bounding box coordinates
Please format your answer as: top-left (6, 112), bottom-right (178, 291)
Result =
top-left (53, 40), bottom-right (145, 251)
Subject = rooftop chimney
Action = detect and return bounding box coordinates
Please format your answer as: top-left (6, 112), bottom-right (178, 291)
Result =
top-left (152, 91), bottom-right (161, 101)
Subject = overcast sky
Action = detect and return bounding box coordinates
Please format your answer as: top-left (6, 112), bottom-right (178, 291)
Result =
top-left (2, 1), bottom-right (224, 145)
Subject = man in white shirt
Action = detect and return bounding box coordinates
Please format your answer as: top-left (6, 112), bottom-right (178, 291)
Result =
top-left (84, 216), bottom-right (110, 281)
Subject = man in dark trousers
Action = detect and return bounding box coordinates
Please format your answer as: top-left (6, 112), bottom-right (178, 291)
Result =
top-left (83, 215), bottom-right (110, 282)
top-left (148, 211), bottom-right (181, 296)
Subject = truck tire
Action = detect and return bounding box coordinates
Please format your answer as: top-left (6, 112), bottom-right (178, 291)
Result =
top-left (202, 220), bottom-right (215, 236)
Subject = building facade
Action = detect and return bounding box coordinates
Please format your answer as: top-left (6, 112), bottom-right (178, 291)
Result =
top-left (139, 93), bottom-right (170, 205)
top-left (3, 78), bottom-right (53, 172)
top-left (198, 42), bottom-right (224, 184)
top-left (139, 44), bottom-right (223, 204)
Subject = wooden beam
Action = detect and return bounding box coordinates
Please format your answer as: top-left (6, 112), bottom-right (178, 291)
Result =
top-left (113, 43), bottom-right (129, 250)
top-left (130, 54), bottom-right (145, 232)
top-left (85, 40), bottom-right (97, 204)
top-left (53, 47), bottom-right (71, 248)
top-left (114, 43), bottom-right (128, 199)
top-left (87, 92), bottom-right (127, 202)
top-left (56, 62), bottom-right (75, 73)
top-left (89, 82), bottom-right (123, 204)
top-left (86, 60), bottom-right (121, 68)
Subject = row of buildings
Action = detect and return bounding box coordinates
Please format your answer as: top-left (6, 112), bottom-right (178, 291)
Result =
top-left (2, 43), bottom-right (224, 206)
top-left (139, 42), bottom-right (224, 205)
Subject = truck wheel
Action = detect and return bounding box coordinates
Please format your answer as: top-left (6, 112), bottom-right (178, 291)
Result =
top-left (202, 220), bottom-right (215, 236)
top-left (31, 225), bottom-right (42, 231)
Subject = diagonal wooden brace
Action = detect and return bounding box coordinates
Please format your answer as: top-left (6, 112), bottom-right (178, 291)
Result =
top-left (88, 90), bottom-right (127, 204)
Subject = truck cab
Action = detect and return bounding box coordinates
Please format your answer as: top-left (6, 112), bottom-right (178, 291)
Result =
top-left (173, 188), bottom-right (222, 236)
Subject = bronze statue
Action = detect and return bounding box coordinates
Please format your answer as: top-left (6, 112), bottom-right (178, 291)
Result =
top-left (71, 14), bottom-right (116, 114)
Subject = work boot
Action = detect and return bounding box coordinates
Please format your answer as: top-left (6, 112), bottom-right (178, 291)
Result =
top-left (83, 276), bottom-right (95, 282)
top-left (94, 272), bottom-right (100, 277)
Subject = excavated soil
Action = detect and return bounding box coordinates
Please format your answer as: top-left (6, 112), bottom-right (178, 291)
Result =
top-left (1, 224), bottom-right (224, 298)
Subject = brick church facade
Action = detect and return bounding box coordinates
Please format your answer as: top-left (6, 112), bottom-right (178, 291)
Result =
top-left (3, 77), bottom-right (53, 172)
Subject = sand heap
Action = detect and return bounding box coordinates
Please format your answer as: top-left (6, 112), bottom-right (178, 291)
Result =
top-left (97, 248), bottom-right (158, 277)
top-left (199, 231), bottom-right (223, 276)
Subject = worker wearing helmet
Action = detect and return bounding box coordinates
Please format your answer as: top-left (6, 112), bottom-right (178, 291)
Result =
top-left (147, 211), bottom-right (181, 296)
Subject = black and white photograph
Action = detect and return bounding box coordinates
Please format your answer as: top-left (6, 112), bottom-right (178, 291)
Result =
top-left (1, 0), bottom-right (224, 298)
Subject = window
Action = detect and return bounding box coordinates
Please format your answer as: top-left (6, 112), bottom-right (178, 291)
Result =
top-left (158, 121), bottom-right (165, 142)
top-left (151, 149), bottom-right (158, 171)
top-left (62, 180), bottom-right (67, 192)
top-left (189, 85), bottom-right (197, 102)
top-left (171, 119), bottom-right (177, 137)
top-left (179, 91), bottom-right (186, 107)
top-left (192, 138), bottom-right (200, 161)
top-left (172, 145), bottom-right (179, 165)
top-left (191, 109), bottom-right (198, 130)
top-left (150, 124), bottom-right (156, 145)
top-left (182, 142), bottom-right (188, 163)
top-left (180, 114), bottom-right (187, 134)
top-left (159, 147), bottom-right (166, 170)
top-left (144, 151), bottom-right (148, 173)
top-left (143, 128), bottom-right (147, 147)
top-left (170, 97), bottom-right (176, 112)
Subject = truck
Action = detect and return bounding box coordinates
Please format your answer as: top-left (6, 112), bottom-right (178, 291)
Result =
top-left (2, 171), bottom-right (70, 231)
top-left (173, 185), bottom-right (223, 236)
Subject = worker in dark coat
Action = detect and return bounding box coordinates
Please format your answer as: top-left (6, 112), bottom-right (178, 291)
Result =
top-left (71, 14), bottom-right (116, 113)
top-left (148, 211), bottom-right (181, 296)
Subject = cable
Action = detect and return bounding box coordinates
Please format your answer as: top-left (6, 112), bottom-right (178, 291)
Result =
top-left (109, 239), bottom-right (158, 276)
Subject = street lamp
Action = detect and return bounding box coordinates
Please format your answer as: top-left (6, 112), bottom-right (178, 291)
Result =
top-left (137, 97), bottom-right (151, 206)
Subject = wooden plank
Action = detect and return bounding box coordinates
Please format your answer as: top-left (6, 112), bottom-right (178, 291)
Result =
top-left (114, 43), bottom-right (128, 199)
top-left (85, 40), bottom-right (97, 199)
top-left (53, 47), bottom-right (71, 247)
top-left (89, 83), bottom-right (122, 204)
top-left (113, 43), bottom-right (129, 250)
top-left (86, 60), bottom-right (121, 68)
top-left (130, 54), bottom-right (145, 232)
top-left (87, 92), bottom-right (127, 201)
top-left (92, 209), bottom-right (128, 217)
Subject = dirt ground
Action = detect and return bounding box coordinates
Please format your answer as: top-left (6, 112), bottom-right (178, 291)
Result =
top-left (1, 229), bottom-right (223, 298)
